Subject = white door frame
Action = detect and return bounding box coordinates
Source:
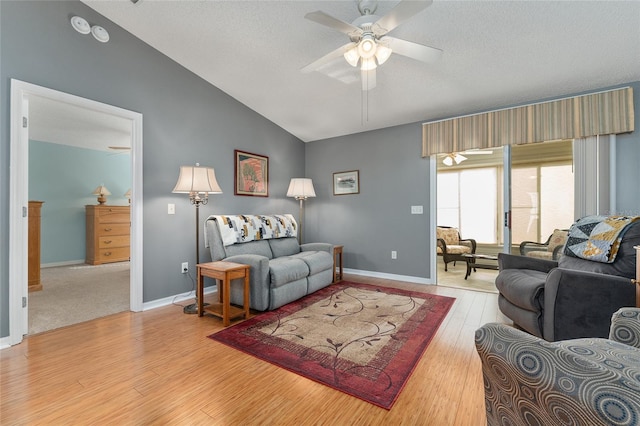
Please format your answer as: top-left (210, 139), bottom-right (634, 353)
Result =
top-left (9, 79), bottom-right (144, 346)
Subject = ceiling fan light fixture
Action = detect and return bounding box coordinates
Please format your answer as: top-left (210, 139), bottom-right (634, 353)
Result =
top-left (357, 35), bottom-right (377, 59)
top-left (375, 44), bottom-right (392, 65)
top-left (454, 153), bottom-right (467, 164)
top-left (344, 46), bottom-right (360, 67)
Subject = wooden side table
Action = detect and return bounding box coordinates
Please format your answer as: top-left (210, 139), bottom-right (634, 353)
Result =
top-left (197, 261), bottom-right (250, 326)
top-left (333, 245), bottom-right (344, 283)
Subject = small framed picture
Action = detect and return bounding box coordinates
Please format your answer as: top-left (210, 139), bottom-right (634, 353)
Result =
top-left (235, 150), bottom-right (269, 197)
top-left (333, 170), bottom-right (360, 195)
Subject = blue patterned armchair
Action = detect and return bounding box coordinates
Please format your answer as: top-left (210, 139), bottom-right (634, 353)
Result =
top-left (475, 308), bottom-right (640, 426)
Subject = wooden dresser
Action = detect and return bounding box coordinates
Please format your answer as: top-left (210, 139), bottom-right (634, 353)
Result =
top-left (85, 205), bottom-right (130, 265)
top-left (28, 201), bottom-right (44, 292)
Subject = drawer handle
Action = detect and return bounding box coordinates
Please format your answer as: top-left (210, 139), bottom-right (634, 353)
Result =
top-left (104, 228), bottom-right (112, 232)
top-left (104, 252), bottom-right (112, 256)
top-left (104, 240), bottom-right (112, 244)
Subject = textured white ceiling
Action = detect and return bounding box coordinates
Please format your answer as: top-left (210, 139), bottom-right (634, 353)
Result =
top-left (81, 0), bottom-right (640, 142)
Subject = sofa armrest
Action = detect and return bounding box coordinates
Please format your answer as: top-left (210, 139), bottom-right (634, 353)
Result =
top-left (498, 252), bottom-right (558, 272)
top-left (459, 238), bottom-right (477, 253)
top-left (543, 269), bottom-right (636, 341)
top-left (519, 240), bottom-right (547, 255)
top-left (610, 307), bottom-right (640, 349)
top-left (223, 254), bottom-right (271, 311)
top-left (301, 242), bottom-right (333, 255)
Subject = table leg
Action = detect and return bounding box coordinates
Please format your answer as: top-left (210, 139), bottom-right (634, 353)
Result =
top-left (197, 267), bottom-right (204, 317)
top-left (222, 272), bottom-right (230, 327)
top-left (243, 270), bottom-right (250, 320)
top-left (465, 261), bottom-right (472, 280)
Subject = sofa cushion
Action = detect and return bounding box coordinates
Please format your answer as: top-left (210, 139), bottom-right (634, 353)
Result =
top-left (225, 240), bottom-right (273, 260)
top-left (495, 269), bottom-right (548, 311)
top-left (269, 237), bottom-right (301, 258)
top-left (437, 227), bottom-right (460, 245)
top-left (547, 229), bottom-right (568, 252)
top-left (269, 257), bottom-right (309, 287)
top-left (436, 244), bottom-right (472, 255)
top-left (527, 250), bottom-right (554, 260)
top-left (290, 251), bottom-right (333, 275)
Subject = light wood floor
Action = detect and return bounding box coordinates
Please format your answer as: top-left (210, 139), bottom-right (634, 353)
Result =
top-left (1, 274), bottom-right (509, 425)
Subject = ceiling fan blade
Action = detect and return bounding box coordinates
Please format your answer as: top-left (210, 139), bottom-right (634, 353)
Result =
top-left (464, 149), bottom-right (493, 155)
top-left (372, 0), bottom-right (433, 35)
top-left (361, 68), bottom-right (376, 91)
top-left (301, 42), bottom-right (356, 73)
top-left (305, 11), bottom-right (363, 37)
top-left (384, 36), bottom-right (442, 63)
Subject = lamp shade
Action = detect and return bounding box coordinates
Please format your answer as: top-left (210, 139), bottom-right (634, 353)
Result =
top-left (287, 178), bottom-right (316, 200)
top-left (172, 165), bottom-right (222, 194)
top-left (91, 185), bottom-right (111, 196)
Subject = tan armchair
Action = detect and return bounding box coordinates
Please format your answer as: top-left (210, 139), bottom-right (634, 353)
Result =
top-left (519, 229), bottom-right (568, 260)
top-left (436, 226), bottom-right (477, 271)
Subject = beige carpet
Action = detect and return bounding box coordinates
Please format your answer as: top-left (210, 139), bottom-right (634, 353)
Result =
top-left (436, 259), bottom-right (498, 293)
top-left (28, 262), bottom-right (130, 335)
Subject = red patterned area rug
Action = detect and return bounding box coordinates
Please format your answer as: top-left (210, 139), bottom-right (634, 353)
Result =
top-left (209, 281), bottom-right (455, 409)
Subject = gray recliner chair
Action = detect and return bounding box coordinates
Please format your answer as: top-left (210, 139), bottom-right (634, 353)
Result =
top-left (496, 218), bottom-right (639, 341)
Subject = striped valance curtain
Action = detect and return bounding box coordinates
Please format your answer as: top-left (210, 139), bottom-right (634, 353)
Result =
top-left (422, 87), bottom-right (634, 157)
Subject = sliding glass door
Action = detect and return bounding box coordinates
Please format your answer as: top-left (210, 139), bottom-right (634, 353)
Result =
top-left (436, 140), bottom-right (574, 258)
top-left (509, 141), bottom-right (574, 253)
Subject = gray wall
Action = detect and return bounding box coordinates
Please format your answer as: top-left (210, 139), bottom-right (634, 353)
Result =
top-left (1, 1), bottom-right (304, 337)
top-left (304, 123), bottom-right (432, 278)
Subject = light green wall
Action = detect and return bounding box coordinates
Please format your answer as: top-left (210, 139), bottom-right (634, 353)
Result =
top-left (29, 140), bottom-right (131, 264)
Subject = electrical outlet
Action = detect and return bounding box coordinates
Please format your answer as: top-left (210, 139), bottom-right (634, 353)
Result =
top-left (391, 251), bottom-right (397, 259)
top-left (181, 262), bottom-right (188, 274)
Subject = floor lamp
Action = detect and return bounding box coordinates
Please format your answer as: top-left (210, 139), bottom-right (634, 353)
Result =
top-left (173, 163), bottom-right (223, 314)
top-left (287, 178), bottom-right (316, 244)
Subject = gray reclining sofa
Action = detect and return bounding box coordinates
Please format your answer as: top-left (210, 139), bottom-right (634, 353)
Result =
top-left (205, 214), bottom-right (334, 311)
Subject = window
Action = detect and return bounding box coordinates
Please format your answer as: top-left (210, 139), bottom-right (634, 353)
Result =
top-left (437, 168), bottom-right (497, 244)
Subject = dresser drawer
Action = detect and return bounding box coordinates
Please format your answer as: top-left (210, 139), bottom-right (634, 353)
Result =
top-left (96, 223), bottom-right (130, 236)
top-left (98, 235), bottom-right (129, 249)
top-left (97, 210), bottom-right (130, 224)
top-left (97, 247), bottom-right (130, 262)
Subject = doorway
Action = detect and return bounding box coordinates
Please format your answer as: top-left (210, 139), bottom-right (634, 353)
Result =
top-left (434, 140), bottom-right (574, 292)
top-left (9, 79), bottom-right (143, 346)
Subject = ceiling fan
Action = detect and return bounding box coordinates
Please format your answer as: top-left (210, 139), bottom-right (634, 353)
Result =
top-left (301, 0), bottom-right (442, 91)
top-left (442, 149), bottom-right (493, 166)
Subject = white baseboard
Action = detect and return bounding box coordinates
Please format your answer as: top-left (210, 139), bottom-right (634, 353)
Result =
top-left (142, 286), bottom-right (218, 311)
top-left (343, 268), bottom-right (435, 285)
top-left (0, 336), bottom-right (11, 350)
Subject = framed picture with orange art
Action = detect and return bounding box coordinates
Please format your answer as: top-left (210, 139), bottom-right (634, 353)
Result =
top-left (234, 150), bottom-right (269, 197)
